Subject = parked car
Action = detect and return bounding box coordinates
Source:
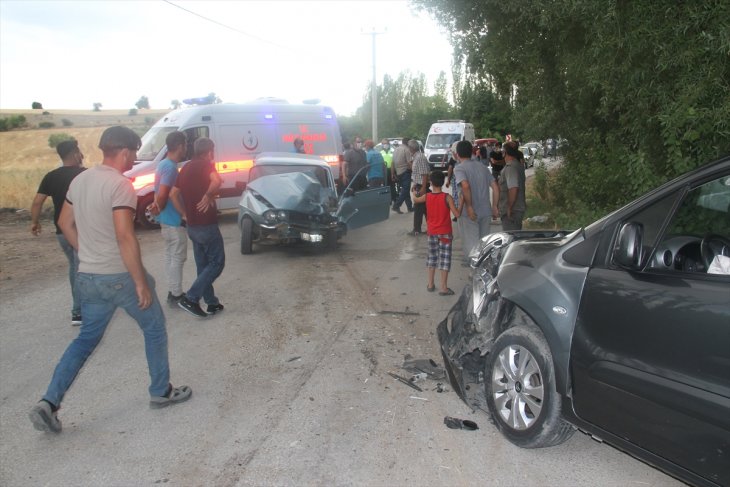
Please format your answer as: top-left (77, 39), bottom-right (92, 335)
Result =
top-left (438, 157), bottom-right (730, 487)
top-left (518, 145), bottom-right (535, 168)
top-left (237, 153), bottom-right (390, 253)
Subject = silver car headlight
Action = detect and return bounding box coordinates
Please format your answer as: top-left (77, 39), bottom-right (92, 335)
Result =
top-left (276, 210), bottom-right (288, 221)
top-left (263, 210), bottom-right (278, 223)
top-left (469, 232), bottom-right (510, 267)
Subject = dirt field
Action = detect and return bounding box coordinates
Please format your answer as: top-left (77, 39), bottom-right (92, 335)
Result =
top-left (0, 109), bottom-right (168, 209)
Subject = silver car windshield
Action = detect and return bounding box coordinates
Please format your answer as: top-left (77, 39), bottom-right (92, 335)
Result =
top-left (249, 164), bottom-right (331, 189)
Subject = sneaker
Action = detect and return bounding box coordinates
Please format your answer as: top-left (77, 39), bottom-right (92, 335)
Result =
top-left (206, 303), bottom-right (224, 315)
top-left (29, 400), bottom-right (61, 433)
top-left (71, 314), bottom-right (82, 326)
top-left (178, 297), bottom-right (207, 318)
top-left (166, 292), bottom-right (186, 308)
top-left (150, 384), bottom-right (192, 409)
top-left (408, 230), bottom-right (422, 236)
top-left (407, 207), bottom-right (414, 213)
top-left (391, 206), bottom-right (403, 214)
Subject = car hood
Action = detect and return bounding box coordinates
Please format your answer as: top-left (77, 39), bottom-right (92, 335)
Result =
top-left (246, 172), bottom-right (337, 215)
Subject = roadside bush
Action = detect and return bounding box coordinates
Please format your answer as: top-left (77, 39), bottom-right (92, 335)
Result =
top-left (42, 111), bottom-right (51, 115)
top-left (144, 116), bottom-right (156, 126)
top-left (0, 115), bottom-right (27, 131)
top-left (61, 118), bottom-right (73, 127)
top-left (38, 121), bottom-right (56, 129)
top-left (128, 108), bottom-right (138, 116)
top-left (48, 133), bottom-right (73, 148)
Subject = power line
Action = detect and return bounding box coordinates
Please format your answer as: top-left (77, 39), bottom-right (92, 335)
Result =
top-left (161, 0), bottom-right (292, 51)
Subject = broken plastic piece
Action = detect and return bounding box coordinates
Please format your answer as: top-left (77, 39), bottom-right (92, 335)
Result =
top-left (388, 372), bottom-right (423, 392)
top-left (444, 416), bottom-right (479, 430)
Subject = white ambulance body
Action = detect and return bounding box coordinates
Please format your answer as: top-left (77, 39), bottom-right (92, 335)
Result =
top-left (125, 100), bottom-right (343, 228)
top-left (424, 120), bottom-right (475, 169)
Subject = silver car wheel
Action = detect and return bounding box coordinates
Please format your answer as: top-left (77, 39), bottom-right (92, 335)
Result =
top-left (491, 344), bottom-right (544, 430)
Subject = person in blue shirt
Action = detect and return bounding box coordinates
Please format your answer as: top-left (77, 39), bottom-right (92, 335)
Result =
top-left (151, 131), bottom-right (188, 307)
top-left (364, 139), bottom-right (386, 188)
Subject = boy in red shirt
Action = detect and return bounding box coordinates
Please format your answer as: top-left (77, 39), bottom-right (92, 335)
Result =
top-left (412, 170), bottom-right (461, 295)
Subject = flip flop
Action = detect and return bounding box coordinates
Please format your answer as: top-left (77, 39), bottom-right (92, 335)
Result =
top-left (439, 288), bottom-right (455, 296)
top-left (427, 285), bottom-right (436, 292)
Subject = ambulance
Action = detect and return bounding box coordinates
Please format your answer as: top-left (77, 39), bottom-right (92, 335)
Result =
top-left (424, 120), bottom-right (475, 169)
top-left (125, 99), bottom-right (344, 228)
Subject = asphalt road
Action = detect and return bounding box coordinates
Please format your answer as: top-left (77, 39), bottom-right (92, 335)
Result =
top-left (0, 201), bottom-right (682, 486)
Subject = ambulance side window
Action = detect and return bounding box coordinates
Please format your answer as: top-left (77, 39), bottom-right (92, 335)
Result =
top-left (183, 126), bottom-right (210, 160)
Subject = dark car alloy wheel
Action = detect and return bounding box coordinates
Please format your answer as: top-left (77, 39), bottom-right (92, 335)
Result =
top-left (485, 324), bottom-right (574, 448)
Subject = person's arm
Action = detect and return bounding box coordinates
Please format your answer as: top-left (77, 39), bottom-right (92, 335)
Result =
top-left (507, 187), bottom-right (518, 218)
top-left (155, 183), bottom-right (172, 212)
top-left (411, 186), bottom-right (427, 204)
top-left (196, 167), bottom-right (222, 213)
top-left (445, 165), bottom-right (453, 188)
top-left (447, 194), bottom-right (461, 218)
top-left (113, 208), bottom-right (152, 309)
top-left (169, 187), bottom-right (186, 221)
top-left (460, 179), bottom-right (477, 221)
top-left (416, 172), bottom-right (428, 197)
top-left (58, 201), bottom-right (79, 250)
top-left (490, 180), bottom-right (500, 218)
top-left (30, 193), bottom-right (48, 235)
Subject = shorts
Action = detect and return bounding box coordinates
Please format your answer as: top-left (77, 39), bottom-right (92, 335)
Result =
top-left (427, 234), bottom-right (452, 271)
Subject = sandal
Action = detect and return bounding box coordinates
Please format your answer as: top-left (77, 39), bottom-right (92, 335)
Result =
top-left (150, 384), bottom-right (192, 409)
top-left (439, 288), bottom-right (455, 296)
top-left (427, 285), bottom-right (436, 292)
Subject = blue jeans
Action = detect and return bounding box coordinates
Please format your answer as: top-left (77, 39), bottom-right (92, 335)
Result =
top-left (394, 171), bottom-right (413, 210)
top-left (43, 272), bottom-right (170, 407)
top-left (56, 233), bottom-right (80, 315)
top-left (186, 224), bottom-right (225, 305)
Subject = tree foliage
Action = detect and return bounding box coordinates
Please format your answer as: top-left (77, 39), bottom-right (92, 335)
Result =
top-left (135, 96), bottom-right (150, 109)
top-left (92, 102), bottom-right (102, 112)
top-left (416, 0), bottom-right (730, 220)
top-left (32, 101), bottom-right (43, 109)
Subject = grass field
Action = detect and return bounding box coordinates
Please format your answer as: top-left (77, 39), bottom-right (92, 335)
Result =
top-left (0, 109), bottom-right (167, 209)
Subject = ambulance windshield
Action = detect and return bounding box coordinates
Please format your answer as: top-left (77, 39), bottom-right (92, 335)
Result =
top-left (136, 126), bottom-right (179, 162)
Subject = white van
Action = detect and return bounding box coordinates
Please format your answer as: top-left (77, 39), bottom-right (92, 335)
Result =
top-left (424, 120), bottom-right (475, 169)
top-left (125, 100), bottom-right (344, 228)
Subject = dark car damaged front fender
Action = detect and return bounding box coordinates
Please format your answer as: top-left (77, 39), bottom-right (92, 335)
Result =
top-left (437, 283), bottom-right (512, 411)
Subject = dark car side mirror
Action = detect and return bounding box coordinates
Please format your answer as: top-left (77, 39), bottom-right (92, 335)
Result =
top-left (614, 222), bottom-right (644, 270)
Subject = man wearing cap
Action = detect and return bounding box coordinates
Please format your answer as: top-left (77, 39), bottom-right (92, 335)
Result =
top-left (29, 126), bottom-right (191, 434)
top-left (499, 143), bottom-right (527, 230)
top-left (30, 139), bottom-right (86, 325)
top-left (175, 137), bottom-right (225, 318)
top-left (292, 137), bottom-right (306, 154)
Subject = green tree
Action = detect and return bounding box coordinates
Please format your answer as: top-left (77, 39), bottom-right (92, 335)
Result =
top-left (135, 96), bottom-right (150, 109)
top-left (92, 102), bottom-right (102, 112)
top-left (171, 99), bottom-right (181, 109)
top-left (416, 0), bottom-right (730, 222)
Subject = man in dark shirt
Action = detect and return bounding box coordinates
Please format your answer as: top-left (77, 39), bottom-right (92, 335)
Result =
top-left (342, 136), bottom-right (367, 190)
top-left (30, 139), bottom-right (86, 325)
top-left (175, 137), bottom-right (225, 318)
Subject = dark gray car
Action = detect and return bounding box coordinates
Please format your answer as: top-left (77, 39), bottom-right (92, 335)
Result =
top-left (438, 157), bottom-right (729, 487)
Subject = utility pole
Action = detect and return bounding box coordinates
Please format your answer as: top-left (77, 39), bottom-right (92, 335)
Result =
top-left (363, 28), bottom-right (385, 142)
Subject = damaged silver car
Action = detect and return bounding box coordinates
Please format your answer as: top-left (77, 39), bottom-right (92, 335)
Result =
top-left (238, 153), bottom-right (390, 253)
top-left (438, 157), bottom-right (729, 487)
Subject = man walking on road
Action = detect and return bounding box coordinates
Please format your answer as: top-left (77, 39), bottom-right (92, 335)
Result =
top-left (175, 137), bottom-right (225, 318)
top-left (30, 139), bottom-right (86, 325)
top-left (150, 131), bottom-right (188, 308)
top-left (409, 139), bottom-right (430, 235)
top-left (391, 137), bottom-right (413, 213)
top-left (454, 140), bottom-right (499, 261)
top-left (29, 126), bottom-right (192, 434)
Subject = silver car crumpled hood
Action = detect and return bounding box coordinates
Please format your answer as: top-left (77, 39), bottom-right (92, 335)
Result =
top-left (246, 172), bottom-right (337, 215)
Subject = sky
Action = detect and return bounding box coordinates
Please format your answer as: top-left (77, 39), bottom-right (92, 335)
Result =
top-left (0, 0), bottom-right (454, 116)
